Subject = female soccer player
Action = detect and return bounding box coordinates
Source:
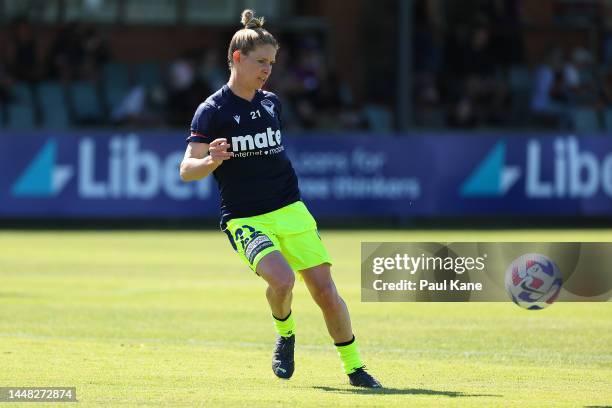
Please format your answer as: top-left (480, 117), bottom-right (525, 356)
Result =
top-left (180, 9), bottom-right (381, 388)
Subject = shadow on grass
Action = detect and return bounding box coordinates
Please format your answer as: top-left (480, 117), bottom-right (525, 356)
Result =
top-left (312, 386), bottom-right (501, 398)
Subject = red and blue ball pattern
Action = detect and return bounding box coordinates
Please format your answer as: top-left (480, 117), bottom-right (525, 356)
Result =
top-left (504, 253), bottom-right (563, 310)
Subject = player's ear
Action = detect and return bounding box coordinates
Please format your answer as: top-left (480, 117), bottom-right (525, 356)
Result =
top-left (233, 50), bottom-right (241, 64)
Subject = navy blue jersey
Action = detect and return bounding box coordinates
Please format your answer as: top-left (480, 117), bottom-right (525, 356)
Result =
top-left (187, 85), bottom-right (300, 226)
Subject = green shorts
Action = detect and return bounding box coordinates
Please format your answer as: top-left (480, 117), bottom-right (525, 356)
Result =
top-left (223, 201), bottom-right (332, 274)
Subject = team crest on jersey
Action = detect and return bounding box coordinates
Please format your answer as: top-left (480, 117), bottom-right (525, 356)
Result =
top-left (233, 115), bottom-right (241, 124)
top-left (261, 99), bottom-right (275, 117)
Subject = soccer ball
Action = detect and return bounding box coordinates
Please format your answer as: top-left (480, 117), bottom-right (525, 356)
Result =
top-left (504, 253), bottom-right (563, 310)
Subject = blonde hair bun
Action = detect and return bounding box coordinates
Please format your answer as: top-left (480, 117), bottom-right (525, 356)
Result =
top-left (241, 9), bottom-right (264, 29)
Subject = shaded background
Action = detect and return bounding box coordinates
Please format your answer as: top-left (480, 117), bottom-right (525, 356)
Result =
top-left (1, 0), bottom-right (612, 226)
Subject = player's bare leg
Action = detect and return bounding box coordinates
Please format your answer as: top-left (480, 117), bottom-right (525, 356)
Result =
top-left (301, 264), bottom-right (382, 388)
top-left (300, 263), bottom-right (352, 343)
top-left (257, 251), bottom-right (294, 318)
top-left (257, 251), bottom-right (296, 379)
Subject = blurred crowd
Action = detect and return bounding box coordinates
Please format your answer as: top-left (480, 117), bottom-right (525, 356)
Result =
top-left (530, 45), bottom-right (612, 129)
top-left (412, 0), bottom-right (612, 131)
top-left (0, 18), bottom-right (367, 132)
top-left (2, 2), bottom-right (612, 132)
top-left (413, 0), bottom-right (523, 128)
top-left (1, 18), bottom-right (112, 89)
top-left (111, 35), bottom-right (367, 131)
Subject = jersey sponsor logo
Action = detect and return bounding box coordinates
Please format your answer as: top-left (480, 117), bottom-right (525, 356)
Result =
top-left (261, 99), bottom-right (275, 117)
top-left (231, 127), bottom-right (282, 152)
top-left (233, 115), bottom-right (241, 124)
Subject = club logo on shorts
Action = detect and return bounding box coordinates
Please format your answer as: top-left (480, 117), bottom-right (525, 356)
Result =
top-left (261, 99), bottom-right (275, 117)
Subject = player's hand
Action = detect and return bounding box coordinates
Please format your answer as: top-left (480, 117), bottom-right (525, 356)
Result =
top-left (208, 138), bottom-right (234, 163)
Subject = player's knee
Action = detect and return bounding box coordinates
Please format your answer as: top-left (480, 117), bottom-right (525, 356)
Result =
top-left (271, 272), bottom-right (295, 296)
top-left (313, 283), bottom-right (340, 311)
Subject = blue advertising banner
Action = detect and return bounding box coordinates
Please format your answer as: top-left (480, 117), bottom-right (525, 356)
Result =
top-left (0, 131), bottom-right (217, 217)
top-left (1, 131), bottom-right (611, 218)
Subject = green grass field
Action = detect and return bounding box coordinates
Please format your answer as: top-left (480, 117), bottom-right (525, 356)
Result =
top-left (0, 230), bottom-right (610, 407)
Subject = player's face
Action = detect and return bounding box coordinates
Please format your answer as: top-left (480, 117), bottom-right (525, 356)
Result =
top-left (238, 44), bottom-right (277, 90)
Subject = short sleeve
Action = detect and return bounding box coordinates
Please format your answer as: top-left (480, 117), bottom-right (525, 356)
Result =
top-left (187, 103), bottom-right (216, 144)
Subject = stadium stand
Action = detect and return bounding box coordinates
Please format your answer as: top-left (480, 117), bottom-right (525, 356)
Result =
top-left (0, 0), bottom-right (610, 133)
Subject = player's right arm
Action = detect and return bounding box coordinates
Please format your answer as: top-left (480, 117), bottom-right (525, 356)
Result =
top-left (180, 138), bottom-right (233, 181)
